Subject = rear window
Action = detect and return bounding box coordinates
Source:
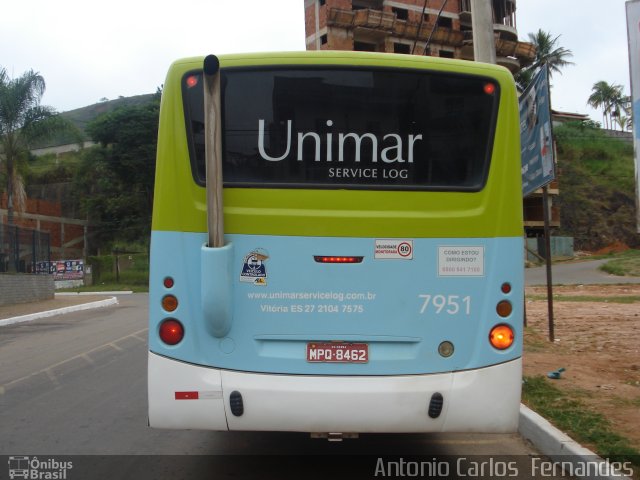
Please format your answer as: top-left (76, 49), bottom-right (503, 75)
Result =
top-left (183, 66), bottom-right (499, 191)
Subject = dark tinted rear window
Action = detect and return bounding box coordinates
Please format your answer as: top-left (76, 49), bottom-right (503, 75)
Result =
top-left (183, 67), bottom-right (498, 190)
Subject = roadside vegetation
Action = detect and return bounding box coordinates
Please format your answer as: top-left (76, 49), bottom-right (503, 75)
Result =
top-left (522, 376), bottom-right (640, 468)
top-left (598, 249), bottom-right (640, 277)
top-left (554, 122), bottom-right (636, 252)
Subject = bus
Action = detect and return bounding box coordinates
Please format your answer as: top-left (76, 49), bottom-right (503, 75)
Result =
top-left (148, 51), bottom-right (523, 435)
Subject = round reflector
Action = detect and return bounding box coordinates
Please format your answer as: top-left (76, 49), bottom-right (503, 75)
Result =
top-left (501, 282), bottom-right (512, 294)
top-left (489, 324), bottom-right (514, 350)
top-left (438, 341), bottom-right (455, 358)
top-left (163, 276), bottom-right (174, 289)
top-left (162, 295), bottom-right (178, 312)
top-left (159, 319), bottom-right (184, 345)
top-left (496, 300), bottom-right (512, 317)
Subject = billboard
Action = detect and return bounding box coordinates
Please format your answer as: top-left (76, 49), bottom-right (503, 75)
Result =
top-left (36, 259), bottom-right (84, 280)
top-left (520, 66), bottom-right (556, 197)
top-left (626, 0), bottom-right (640, 232)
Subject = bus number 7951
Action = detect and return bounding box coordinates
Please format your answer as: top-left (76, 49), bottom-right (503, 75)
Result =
top-left (418, 294), bottom-right (471, 315)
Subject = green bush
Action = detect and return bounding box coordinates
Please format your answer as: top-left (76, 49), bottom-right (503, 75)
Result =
top-left (88, 252), bottom-right (148, 285)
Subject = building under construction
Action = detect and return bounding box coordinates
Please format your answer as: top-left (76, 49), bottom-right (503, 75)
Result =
top-left (304, 0), bottom-right (535, 73)
top-left (304, 0), bottom-right (561, 234)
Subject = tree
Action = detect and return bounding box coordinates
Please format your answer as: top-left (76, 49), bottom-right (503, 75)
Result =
top-left (515, 30), bottom-right (574, 90)
top-left (528, 29), bottom-right (574, 78)
top-left (0, 67), bottom-right (74, 225)
top-left (587, 81), bottom-right (625, 130)
top-left (74, 92), bottom-right (161, 250)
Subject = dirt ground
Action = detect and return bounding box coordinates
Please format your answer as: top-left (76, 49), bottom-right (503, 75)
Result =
top-left (524, 284), bottom-right (640, 451)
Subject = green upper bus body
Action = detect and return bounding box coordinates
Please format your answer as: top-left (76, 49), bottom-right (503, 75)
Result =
top-left (152, 51), bottom-right (522, 239)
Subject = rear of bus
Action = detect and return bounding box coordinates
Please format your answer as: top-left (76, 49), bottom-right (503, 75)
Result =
top-left (148, 52), bottom-right (523, 434)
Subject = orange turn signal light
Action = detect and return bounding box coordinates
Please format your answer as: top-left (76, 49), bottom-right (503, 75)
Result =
top-left (496, 300), bottom-right (512, 318)
top-left (489, 324), bottom-right (514, 350)
top-left (162, 295), bottom-right (178, 312)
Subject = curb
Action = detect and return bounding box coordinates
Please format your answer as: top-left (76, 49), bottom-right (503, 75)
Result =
top-left (519, 404), bottom-right (632, 479)
top-left (0, 297), bottom-right (119, 327)
top-left (56, 291), bottom-right (134, 296)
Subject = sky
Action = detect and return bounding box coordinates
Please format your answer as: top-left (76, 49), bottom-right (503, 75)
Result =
top-left (0, 0), bottom-right (632, 123)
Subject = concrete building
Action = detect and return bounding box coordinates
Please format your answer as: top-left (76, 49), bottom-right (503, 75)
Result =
top-left (304, 0), bottom-right (536, 73)
top-left (304, 0), bottom-right (567, 245)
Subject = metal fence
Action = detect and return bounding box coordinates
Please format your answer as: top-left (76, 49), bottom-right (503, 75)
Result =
top-left (0, 224), bottom-right (51, 273)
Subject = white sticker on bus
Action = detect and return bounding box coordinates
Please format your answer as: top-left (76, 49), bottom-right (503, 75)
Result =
top-left (374, 240), bottom-right (413, 260)
top-left (240, 248), bottom-right (269, 286)
top-left (438, 246), bottom-right (484, 277)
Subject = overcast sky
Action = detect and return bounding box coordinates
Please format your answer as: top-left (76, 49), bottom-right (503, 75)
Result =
top-left (0, 0), bottom-right (632, 123)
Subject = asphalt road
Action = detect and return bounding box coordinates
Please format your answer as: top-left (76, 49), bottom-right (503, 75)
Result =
top-left (0, 295), bottom-right (565, 480)
top-left (526, 259), bottom-right (640, 285)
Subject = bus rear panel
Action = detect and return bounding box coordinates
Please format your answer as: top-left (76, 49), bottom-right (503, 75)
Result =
top-left (148, 52), bottom-right (523, 433)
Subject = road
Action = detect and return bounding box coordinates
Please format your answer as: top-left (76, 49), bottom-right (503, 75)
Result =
top-left (0, 295), bottom-right (565, 480)
top-left (526, 259), bottom-right (640, 285)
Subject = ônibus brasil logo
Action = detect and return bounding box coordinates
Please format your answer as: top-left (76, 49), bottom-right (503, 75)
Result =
top-left (8, 456), bottom-right (73, 479)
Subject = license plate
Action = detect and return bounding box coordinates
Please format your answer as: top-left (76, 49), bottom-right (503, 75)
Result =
top-left (306, 342), bottom-right (368, 363)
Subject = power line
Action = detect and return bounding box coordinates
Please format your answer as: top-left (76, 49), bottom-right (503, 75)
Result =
top-left (424, 0), bottom-right (449, 54)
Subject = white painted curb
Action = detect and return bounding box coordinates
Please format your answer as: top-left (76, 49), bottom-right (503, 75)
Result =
top-left (56, 291), bottom-right (133, 296)
top-left (519, 404), bottom-right (632, 479)
top-left (0, 297), bottom-right (119, 327)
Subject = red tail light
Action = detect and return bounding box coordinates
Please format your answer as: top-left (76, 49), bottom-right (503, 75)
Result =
top-left (185, 75), bottom-right (199, 88)
top-left (483, 82), bottom-right (496, 95)
top-left (159, 319), bottom-right (184, 345)
top-left (314, 256), bottom-right (363, 264)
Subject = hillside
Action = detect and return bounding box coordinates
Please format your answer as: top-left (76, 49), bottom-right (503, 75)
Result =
top-left (554, 122), bottom-right (637, 251)
top-left (30, 94), bottom-right (155, 149)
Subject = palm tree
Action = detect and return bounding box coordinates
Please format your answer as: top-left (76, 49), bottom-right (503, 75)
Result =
top-left (527, 29), bottom-right (574, 78)
top-left (515, 30), bottom-right (574, 90)
top-left (0, 67), bottom-right (72, 225)
top-left (614, 115), bottom-right (629, 132)
top-left (587, 81), bottom-right (624, 130)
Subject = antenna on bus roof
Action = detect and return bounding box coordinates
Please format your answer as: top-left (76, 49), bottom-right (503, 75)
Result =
top-left (203, 54), bottom-right (224, 248)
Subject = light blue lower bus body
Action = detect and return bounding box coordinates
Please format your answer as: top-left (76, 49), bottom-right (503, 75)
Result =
top-left (148, 231), bottom-right (523, 433)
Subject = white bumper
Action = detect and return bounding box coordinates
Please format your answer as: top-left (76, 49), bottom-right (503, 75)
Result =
top-left (148, 352), bottom-right (521, 433)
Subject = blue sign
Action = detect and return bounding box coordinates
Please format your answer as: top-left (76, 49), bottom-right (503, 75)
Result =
top-left (520, 67), bottom-right (555, 196)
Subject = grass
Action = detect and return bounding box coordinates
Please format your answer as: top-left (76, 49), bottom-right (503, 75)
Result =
top-left (522, 376), bottom-right (640, 466)
top-left (523, 327), bottom-right (550, 352)
top-left (58, 283), bottom-right (148, 293)
top-left (599, 250), bottom-right (640, 277)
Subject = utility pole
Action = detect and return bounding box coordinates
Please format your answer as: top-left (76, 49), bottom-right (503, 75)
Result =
top-left (470, 0), bottom-right (496, 64)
